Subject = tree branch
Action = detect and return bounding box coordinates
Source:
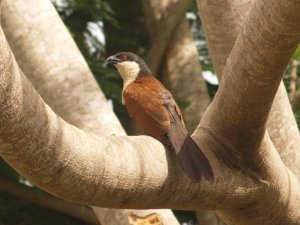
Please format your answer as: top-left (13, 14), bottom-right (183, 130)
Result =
top-left (1, 0), bottom-right (124, 137)
top-left (267, 83), bottom-right (300, 177)
top-left (146, 0), bottom-right (192, 75)
top-left (143, 1), bottom-right (212, 223)
top-left (197, 0), bottom-right (253, 78)
top-left (0, 0), bottom-right (180, 224)
top-left (289, 59), bottom-right (299, 109)
top-left (198, 1), bottom-right (299, 224)
top-left (1, 0), bottom-right (300, 224)
top-left (0, 176), bottom-right (99, 225)
top-left (0, 23), bottom-right (258, 210)
top-left (196, 211), bottom-right (227, 225)
top-left (198, 1), bottom-right (299, 172)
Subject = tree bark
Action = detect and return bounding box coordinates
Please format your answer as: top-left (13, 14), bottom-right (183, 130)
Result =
top-left (144, 0), bottom-right (191, 75)
top-left (195, 0), bottom-right (300, 223)
top-left (0, 19), bottom-right (260, 209)
top-left (0, 1), bottom-right (179, 225)
top-left (1, 0), bottom-right (123, 136)
top-left (143, 0), bottom-right (212, 223)
top-left (1, 0), bottom-right (300, 225)
top-left (0, 176), bottom-right (99, 225)
top-left (196, 211), bottom-right (226, 225)
top-left (197, 0), bottom-right (300, 178)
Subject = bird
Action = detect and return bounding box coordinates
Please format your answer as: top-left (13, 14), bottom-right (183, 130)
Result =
top-left (104, 52), bottom-right (213, 182)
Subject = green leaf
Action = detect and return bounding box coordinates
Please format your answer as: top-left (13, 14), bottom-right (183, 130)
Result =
top-left (176, 99), bottom-right (190, 110)
top-left (293, 45), bottom-right (300, 60)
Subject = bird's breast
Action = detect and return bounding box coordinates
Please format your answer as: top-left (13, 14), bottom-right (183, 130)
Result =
top-left (122, 76), bottom-right (172, 141)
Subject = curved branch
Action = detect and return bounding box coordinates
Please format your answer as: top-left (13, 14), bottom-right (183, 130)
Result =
top-left (1, 0), bottom-right (124, 136)
top-left (0, 176), bottom-right (99, 225)
top-left (197, 0), bottom-right (300, 178)
top-left (1, 0), bottom-right (300, 224)
top-left (198, 0), bottom-right (300, 169)
top-left (1, 1), bottom-right (180, 224)
top-left (267, 83), bottom-right (300, 177)
top-left (197, 0), bottom-right (253, 78)
top-left (146, 0), bottom-right (192, 75)
top-left (0, 25), bottom-right (257, 210)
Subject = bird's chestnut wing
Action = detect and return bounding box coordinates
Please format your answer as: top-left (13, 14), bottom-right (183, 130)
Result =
top-left (123, 76), bottom-right (179, 140)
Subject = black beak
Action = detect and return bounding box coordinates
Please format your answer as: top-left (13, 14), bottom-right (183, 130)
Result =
top-left (104, 55), bottom-right (121, 65)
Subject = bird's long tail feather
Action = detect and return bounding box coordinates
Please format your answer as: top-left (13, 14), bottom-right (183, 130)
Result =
top-left (168, 112), bottom-right (214, 182)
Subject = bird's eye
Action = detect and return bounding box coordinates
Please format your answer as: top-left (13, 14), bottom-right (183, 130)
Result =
top-left (120, 54), bottom-right (127, 61)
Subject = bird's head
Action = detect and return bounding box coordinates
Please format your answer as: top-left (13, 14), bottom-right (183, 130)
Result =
top-left (104, 52), bottom-right (151, 85)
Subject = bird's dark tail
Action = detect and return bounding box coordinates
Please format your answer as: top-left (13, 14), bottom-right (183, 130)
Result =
top-left (168, 112), bottom-right (214, 182)
top-left (178, 134), bottom-right (213, 182)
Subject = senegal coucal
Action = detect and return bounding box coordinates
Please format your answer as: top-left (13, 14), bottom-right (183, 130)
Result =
top-left (105, 52), bottom-right (213, 182)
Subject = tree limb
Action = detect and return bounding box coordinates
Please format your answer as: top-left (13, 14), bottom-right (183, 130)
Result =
top-left (289, 59), bottom-right (299, 109)
top-left (1, 0), bottom-right (300, 224)
top-left (1, 0), bottom-right (123, 137)
top-left (0, 176), bottom-right (99, 225)
top-left (0, 22), bottom-right (258, 210)
top-left (196, 211), bottom-right (227, 225)
top-left (0, 0), bottom-right (180, 224)
top-left (197, 0), bottom-right (253, 78)
top-left (197, 0), bottom-right (300, 178)
top-left (146, 0), bottom-right (192, 75)
top-left (195, 0), bottom-right (300, 223)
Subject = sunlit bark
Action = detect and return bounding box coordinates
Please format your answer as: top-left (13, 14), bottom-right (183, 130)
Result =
top-left (0, 0), bottom-right (179, 224)
top-left (197, 0), bottom-right (300, 177)
top-left (0, 0), bottom-right (300, 225)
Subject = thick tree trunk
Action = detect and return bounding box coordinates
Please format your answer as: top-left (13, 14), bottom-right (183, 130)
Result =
top-left (197, 0), bottom-right (300, 178)
top-left (1, 0), bottom-right (300, 225)
top-left (196, 0), bottom-right (300, 223)
top-left (0, 1), bottom-right (179, 225)
top-left (143, 0), bottom-right (191, 75)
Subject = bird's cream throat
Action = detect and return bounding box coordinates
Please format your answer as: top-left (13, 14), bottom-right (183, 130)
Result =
top-left (115, 61), bottom-right (140, 104)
